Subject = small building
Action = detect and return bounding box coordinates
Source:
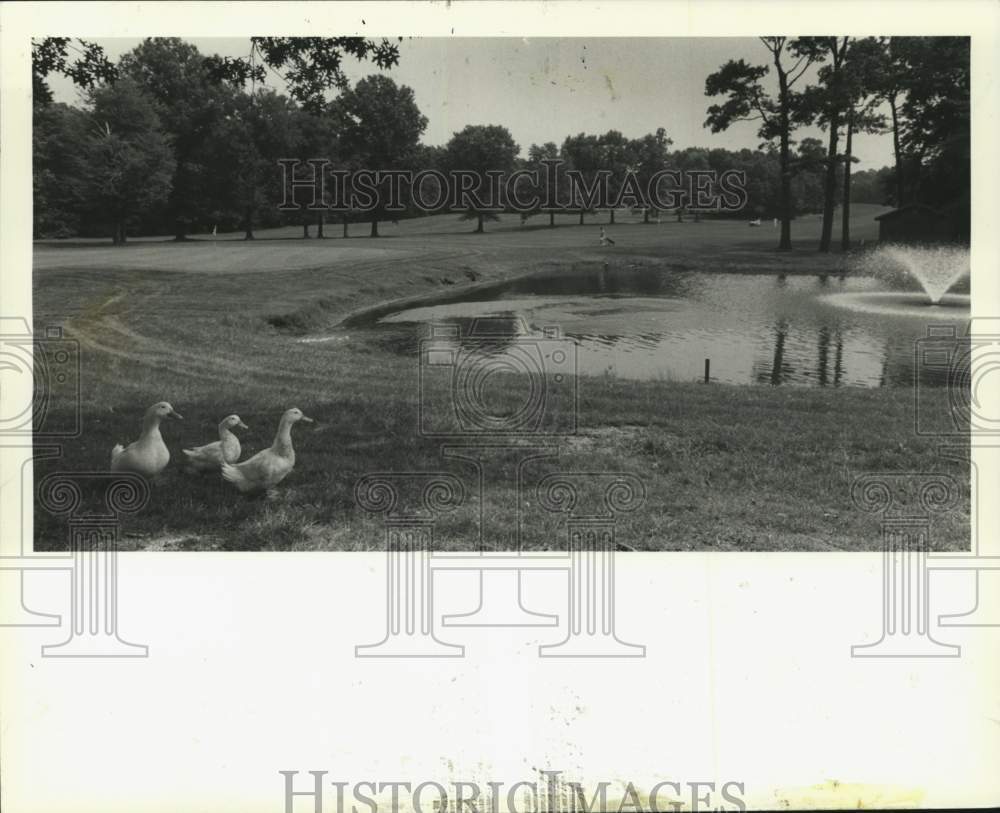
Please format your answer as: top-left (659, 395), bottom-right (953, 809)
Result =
top-left (874, 204), bottom-right (958, 244)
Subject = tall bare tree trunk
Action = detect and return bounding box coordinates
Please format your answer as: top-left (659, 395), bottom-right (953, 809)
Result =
top-left (549, 211), bottom-right (555, 228)
top-left (317, 212), bottom-right (325, 238)
top-left (889, 93), bottom-right (904, 207)
top-left (819, 38), bottom-right (849, 253)
top-left (818, 116), bottom-right (840, 252)
top-left (302, 221), bottom-right (311, 238)
top-left (475, 213), bottom-right (484, 233)
top-left (609, 209), bottom-right (615, 225)
top-left (841, 114), bottom-right (854, 250)
top-left (775, 61), bottom-right (792, 250)
top-left (370, 217), bottom-right (379, 237)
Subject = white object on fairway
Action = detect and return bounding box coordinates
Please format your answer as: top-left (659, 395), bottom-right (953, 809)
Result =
top-left (110, 401), bottom-right (183, 477)
top-left (221, 408), bottom-right (314, 494)
top-left (182, 414), bottom-right (248, 473)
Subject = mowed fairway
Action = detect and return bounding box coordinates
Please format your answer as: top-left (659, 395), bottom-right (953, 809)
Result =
top-left (32, 205), bottom-right (970, 551)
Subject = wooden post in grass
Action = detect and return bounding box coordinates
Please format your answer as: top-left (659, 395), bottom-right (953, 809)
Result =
top-left (704, 358), bottom-right (710, 383)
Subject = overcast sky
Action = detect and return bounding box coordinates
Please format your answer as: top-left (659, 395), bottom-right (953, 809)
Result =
top-left (49, 37), bottom-right (895, 169)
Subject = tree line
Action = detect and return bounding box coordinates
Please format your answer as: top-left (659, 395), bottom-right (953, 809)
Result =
top-left (705, 36), bottom-right (969, 249)
top-left (33, 36), bottom-right (968, 248)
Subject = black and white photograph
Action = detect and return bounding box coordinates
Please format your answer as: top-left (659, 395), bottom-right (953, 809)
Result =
top-left (27, 32), bottom-right (973, 551)
top-left (2, 3), bottom-right (999, 813)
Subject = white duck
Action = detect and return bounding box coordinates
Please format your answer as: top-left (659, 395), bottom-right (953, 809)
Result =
top-left (110, 401), bottom-right (183, 476)
top-left (221, 408), bottom-right (313, 495)
top-left (182, 414), bottom-right (248, 473)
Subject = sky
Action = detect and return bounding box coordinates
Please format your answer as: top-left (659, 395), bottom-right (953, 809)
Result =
top-left (48, 37), bottom-right (895, 170)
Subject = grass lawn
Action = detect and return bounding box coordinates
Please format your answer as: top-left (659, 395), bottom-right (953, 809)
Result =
top-left (32, 205), bottom-right (970, 551)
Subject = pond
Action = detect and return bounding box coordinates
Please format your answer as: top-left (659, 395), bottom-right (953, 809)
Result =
top-left (369, 267), bottom-right (969, 388)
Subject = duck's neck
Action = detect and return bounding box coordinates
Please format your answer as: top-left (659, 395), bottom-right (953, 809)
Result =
top-left (218, 424), bottom-right (235, 442)
top-left (271, 417), bottom-right (295, 457)
top-left (141, 413), bottom-right (163, 439)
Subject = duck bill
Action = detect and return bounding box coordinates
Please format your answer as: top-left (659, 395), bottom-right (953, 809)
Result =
top-left (169, 410), bottom-right (184, 420)
top-left (300, 416), bottom-right (315, 423)
top-left (238, 421), bottom-right (249, 430)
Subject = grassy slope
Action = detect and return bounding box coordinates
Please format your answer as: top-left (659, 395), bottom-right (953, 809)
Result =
top-left (32, 205), bottom-right (970, 551)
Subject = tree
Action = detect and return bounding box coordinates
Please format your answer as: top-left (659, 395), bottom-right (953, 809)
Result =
top-left (33, 103), bottom-right (93, 237)
top-left (334, 75), bottom-right (427, 237)
top-left (848, 167), bottom-right (892, 205)
top-left (32, 38), bottom-right (117, 105)
top-left (790, 137), bottom-right (827, 215)
top-left (895, 36), bottom-right (970, 239)
top-left (630, 128), bottom-right (672, 223)
top-left (285, 106), bottom-right (340, 238)
top-left (119, 38), bottom-right (238, 240)
top-left (671, 147), bottom-right (711, 222)
top-left (527, 142), bottom-right (565, 227)
top-left (204, 37), bottom-right (401, 113)
top-left (561, 133), bottom-right (604, 225)
top-left (202, 38), bottom-right (406, 239)
top-left (793, 37), bottom-right (851, 252)
top-left (837, 38), bottom-right (887, 248)
top-left (598, 130), bottom-right (631, 224)
top-left (444, 124), bottom-right (519, 233)
top-left (705, 38), bottom-right (818, 249)
top-left (870, 38), bottom-right (911, 207)
top-left (84, 79), bottom-right (175, 244)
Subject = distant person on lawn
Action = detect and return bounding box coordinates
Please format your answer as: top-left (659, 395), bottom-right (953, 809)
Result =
top-left (600, 227), bottom-right (615, 247)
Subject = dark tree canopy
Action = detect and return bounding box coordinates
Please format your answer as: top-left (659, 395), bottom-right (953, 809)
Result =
top-left (32, 38), bottom-right (118, 104)
top-left (204, 37), bottom-right (401, 112)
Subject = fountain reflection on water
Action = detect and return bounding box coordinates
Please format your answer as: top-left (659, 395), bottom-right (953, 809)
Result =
top-left (370, 262), bottom-right (970, 389)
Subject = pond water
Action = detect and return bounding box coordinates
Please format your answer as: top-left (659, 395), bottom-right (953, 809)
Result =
top-left (371, 267), bottom-right (969, 388)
